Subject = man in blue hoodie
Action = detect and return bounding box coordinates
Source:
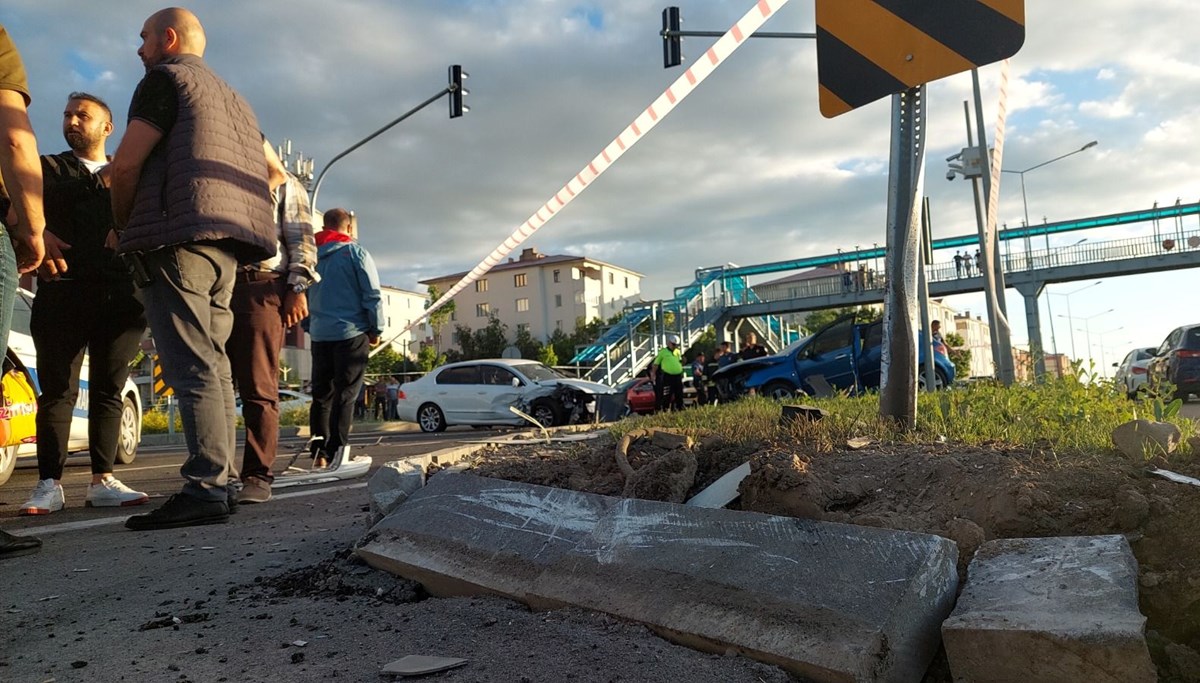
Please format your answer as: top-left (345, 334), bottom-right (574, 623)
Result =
top-left (306, 208), bottom-right (382, 467)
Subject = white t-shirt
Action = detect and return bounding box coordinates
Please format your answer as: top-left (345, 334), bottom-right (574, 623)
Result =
top-left (79, 157), bottom-right (107, 174)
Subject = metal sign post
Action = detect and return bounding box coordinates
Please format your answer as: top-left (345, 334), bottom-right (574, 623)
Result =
top-left (879, 85), bottom-right (927, 429)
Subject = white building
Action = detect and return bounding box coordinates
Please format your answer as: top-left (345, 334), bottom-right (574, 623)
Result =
top-left (379, 285), bottom-right (431, 357)
top-left (420, 247), bottom-right (642, 353)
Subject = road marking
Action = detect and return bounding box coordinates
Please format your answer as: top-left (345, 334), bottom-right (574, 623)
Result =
top-left (0, 482), bottom-right (368, 536)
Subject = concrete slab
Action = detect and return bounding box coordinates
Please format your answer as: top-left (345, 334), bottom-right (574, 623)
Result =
top-left (685, 461), bottom-right (750, 508)
top-left (367, 444), bottom-right (487, 520)
top-left (359, 473), bottom-right (959, 682)
top-left (942, 535), bottom-right (1156, 683)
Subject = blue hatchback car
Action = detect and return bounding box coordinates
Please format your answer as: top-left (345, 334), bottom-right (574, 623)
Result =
top-left (713, 315), bottom-right (955, 400)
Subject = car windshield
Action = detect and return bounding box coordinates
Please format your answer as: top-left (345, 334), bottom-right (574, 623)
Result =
top-left (513, 362), bottom-right (564, 382)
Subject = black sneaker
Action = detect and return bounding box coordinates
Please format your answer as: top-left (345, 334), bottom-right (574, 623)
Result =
top-left (124, 493), bottom-right (230, 531)
top-left (0, 528), bottom-right (42, 559)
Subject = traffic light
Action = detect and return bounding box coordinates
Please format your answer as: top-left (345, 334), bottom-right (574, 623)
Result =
top-left (662, 7), bottom-right (682, 68)
top-left (449, 65), bottom-right (468, 118)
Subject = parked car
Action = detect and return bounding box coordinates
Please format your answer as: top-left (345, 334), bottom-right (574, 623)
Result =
top-left (619, 375), bottom-right (697, 415)
top-left (1112, 347), bottom-right (1157, 398)
top-left (0, 289), bottom-right (143, 487)
top-left (235, 389), bottom-right (312, 417)
top-left (713, 315), bottom-right (955, 400)
top-left (396, 359), bottom-right (620, 432)
top-left (1147, 324), bottom-right (1200, 401)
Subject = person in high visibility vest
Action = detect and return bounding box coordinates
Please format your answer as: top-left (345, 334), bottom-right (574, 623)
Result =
top-left (651, 334), bottom-right (684, 412)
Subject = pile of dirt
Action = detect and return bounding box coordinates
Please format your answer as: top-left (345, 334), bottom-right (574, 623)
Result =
top-left (240, 548), bottom-right (427, 605)
top-left (469, 430), bottom-right (1200, 679)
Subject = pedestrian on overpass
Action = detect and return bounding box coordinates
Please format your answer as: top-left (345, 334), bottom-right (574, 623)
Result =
top-left (651, 335), bottom-right (684, 412)
top-left (954, 251), bottom-right (963, 278)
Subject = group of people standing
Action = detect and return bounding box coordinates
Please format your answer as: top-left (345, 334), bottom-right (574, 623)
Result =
top-left (953, 249), bottom-right (983, 278)
top-left (1, 7), bottom-right (384, 559)
top-left (648, 332), bottom-right (769, 411)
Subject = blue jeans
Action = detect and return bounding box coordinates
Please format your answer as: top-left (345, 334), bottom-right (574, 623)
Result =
top-left (140, 243), bottom-right (238, 502)
top-left (0, 228), bottom-right (16, 358)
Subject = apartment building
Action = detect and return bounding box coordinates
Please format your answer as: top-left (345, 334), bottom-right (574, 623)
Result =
top-left (379, 285), bottom-right (431, 357)
top-left (420, 247), bottom-right (642, 353)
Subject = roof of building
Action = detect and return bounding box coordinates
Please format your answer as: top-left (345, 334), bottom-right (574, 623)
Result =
top-left (380, 284), bottom-right (428, 298)
top-left (419, 247), bottom-right (643, 285)
top-left (756, 266), bottom-right (845, 287)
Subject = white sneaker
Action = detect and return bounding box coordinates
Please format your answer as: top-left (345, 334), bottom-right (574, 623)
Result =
top-left (19, 479), bottom-right (64, 515)
top-left (85, 477), bottom-right (149, 508)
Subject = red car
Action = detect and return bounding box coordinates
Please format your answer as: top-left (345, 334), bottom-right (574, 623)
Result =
top-left (619, 376), bottom-right (697, 415)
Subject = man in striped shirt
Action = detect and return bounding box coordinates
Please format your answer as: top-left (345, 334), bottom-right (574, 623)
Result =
top-left (226, 143), bottom-right (318, 504)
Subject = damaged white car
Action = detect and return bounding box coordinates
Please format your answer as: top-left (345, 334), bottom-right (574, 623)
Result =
top-left (395, 359), bottom-right (622, 432)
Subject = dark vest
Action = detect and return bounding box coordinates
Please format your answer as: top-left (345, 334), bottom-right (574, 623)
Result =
top-left (120, 54), bottom-right (276, 263)
top-left (41, 152), bottom-right (127, 282)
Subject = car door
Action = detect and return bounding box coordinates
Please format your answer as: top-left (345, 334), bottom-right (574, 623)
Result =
top-left (432, 364), bottom-right (481, 422)
top-left (794, 316), bottom-right (858, 391)
top-left (476, 364), bottom-right (526, 421)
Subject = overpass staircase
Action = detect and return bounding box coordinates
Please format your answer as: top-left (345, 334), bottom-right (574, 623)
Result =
top-left (569, 270), bottom-right (800, 386)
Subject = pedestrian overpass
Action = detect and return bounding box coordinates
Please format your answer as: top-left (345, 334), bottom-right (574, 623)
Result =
top-left (570, 201), bottom-right (1200, 386)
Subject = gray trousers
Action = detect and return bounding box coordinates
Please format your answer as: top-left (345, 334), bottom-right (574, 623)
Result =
top-left (140, 242), bottom-right (238, 502)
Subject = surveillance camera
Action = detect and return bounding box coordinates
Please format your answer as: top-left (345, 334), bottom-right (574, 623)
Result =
top-left (946, 169), bottom-right (957, 181)
top-left (946, 152), bottom-right (963, 162)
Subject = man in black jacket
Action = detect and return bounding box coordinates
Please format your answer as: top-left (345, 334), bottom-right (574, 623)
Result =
top-left (18, 92), bottom-right (149, 516)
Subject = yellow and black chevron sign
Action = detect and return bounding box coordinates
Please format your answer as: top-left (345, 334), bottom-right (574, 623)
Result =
top-left (151, 354), bottom-right (173, 397)
top-left (816, 0), bottom-right (1024, 118)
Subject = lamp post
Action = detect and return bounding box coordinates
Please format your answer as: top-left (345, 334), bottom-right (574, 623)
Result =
top-left (1001, 141), bottom-right (1099, 258)
top-left (1058, 307), bottom-right (1113, 367)
top-left (1045, 276), bottom-right (1100, 372)
top-left (1092, 326), bottom-right (1125, 378)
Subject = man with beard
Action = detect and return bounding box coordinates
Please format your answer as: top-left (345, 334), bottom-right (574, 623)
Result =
top-left (18, 92), bottom-right (149, 516)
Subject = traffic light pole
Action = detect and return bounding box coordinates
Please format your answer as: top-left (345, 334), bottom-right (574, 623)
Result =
top-left (660, 6), bottom-right (812, 68)
top-left (310, 66), bottom-right (467, 211)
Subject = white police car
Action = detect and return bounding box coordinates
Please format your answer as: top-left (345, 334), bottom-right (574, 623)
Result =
top-left (0, 288), bottom-right (143, 486)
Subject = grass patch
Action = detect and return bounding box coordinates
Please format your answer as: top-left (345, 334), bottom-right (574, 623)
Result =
top-left (619, 372), bottom-right (1196, 460)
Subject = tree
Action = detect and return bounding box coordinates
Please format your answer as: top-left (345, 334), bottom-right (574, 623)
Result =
top-left (683, 325), bottom-right (716, 361)
top-left (548, 328), bottom-right (574, 365)
top-left (514, 326), bottom-right (541, 359)
top-left (416, 344), bottom-right (444, 372)
top-left (538, 344), bottom-right (559, 366)
top-left (454, 324), bottom-right (476, 359)
top-left (803, 306), bottom-right (881, 334)
top-left (472, 315), bottom-right (509, 358)
top-left (944, 331), bottom-right (972, 379)
top-left (366, 345), bottom-right (403, 377)
top-left (425, 284), bottom-right (455, 348)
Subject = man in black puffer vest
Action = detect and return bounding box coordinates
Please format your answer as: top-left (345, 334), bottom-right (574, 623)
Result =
top-left (111, 7), bottom-right (276, 531)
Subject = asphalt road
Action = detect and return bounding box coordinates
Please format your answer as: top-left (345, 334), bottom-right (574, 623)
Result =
top-left (0, 425), bottom-right (495, 529)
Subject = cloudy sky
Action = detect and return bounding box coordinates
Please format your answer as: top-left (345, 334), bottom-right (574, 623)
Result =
top-left (4, 1), bottom-right (1199, 374)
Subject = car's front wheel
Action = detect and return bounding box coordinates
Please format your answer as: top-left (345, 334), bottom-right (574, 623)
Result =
top-left (531, 400), bottom-right (561, 427)
top-left (762, 380), bottom-right (798, 400)
top-left (918, 369), bottom-right (949, 392)
top-left (115, 395), bottom-right (140, 465)
top-left (0, 444), bottom-right (15, 486)
top-left (417, 403), bottom-right (447, 433)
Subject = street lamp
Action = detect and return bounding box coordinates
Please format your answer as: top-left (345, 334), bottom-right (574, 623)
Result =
top-left (1058, 306), bottom-right (1113, 364)
top-left (1044, 279), bottom-right (1101, 372)
top-left (1001, 140), bottom-right (1099, 256)
top-left (1091, 326), bottom-right (1125, 378)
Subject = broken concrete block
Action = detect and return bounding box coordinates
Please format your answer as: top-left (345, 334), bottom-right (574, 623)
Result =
top-left (367, 460), bottom-right (425, 520)
top-left (648, 429), bottom-right (694, 451)
top-left (942, 536), bottom-right (1156, 683)
top-left (359, 473), bottom-right (958, 682)
top-left (381, 655), bottom-right (467, 676)
top-left (685, 461), bottom-right (751, 508)
top-left (1111, 419), bottom-right (1181, 462)
top-left (779, 404), bottom-right (827, 427)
